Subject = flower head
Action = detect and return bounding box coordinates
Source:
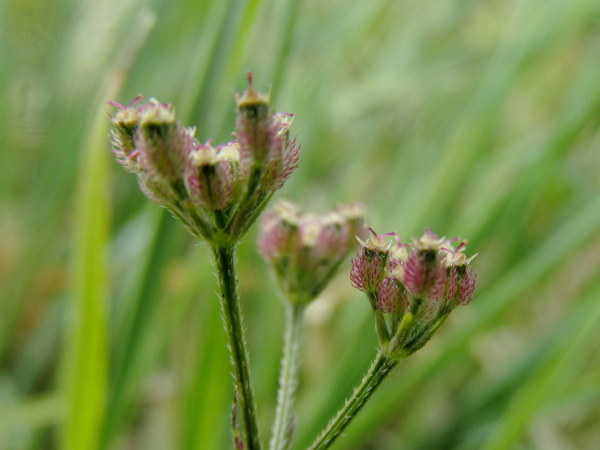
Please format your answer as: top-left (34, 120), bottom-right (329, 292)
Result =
top-left (259, 201), bottom-right (365, 303)
top-left (108, 74), bottom-right (300, 245)
top-left (349, 227), bottom-right (478, 358)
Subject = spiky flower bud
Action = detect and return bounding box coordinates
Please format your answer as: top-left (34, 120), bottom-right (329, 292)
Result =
top-left (109, 98), bottom-right (197, 206)
top-left (235, 74), bottom-right (299, 193)
top-left (136, 100), bottom-right (193, 184)
top-left (377, 277), bottom-right (407, 314)
top-left (350, 227), bottom-right (394, 296)
top-left (109, 96), bottom-right (144, 173)
top-left (108, 74), bottom-right (300, 246)
top-left (403, 228), bottom-right (447, 301)
top-left (258, 201), bottom-right (365, 303)
top-left (185, 141), bottom-right (243, 211)
top-left (441, 240), bottom-right (477, 310)
top-left (349, 227), bottom-right (477, 358)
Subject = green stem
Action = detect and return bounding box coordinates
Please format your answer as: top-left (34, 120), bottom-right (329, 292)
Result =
top-left (308, 352), bottom-right (399, 450)
top-left (212, 245), bottom-right (261, 450)
top-left (270, 302), bottom-right (305, 450)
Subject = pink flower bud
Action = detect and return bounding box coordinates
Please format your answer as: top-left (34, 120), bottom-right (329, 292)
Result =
top-left (109, 97), bottom-right (197, 206)
top-left (404, 250), bottom-right (446, 300)
top-left (235, 74), bottom-right (299, 192)
top-left (136, 100), bottom-right (195, 183)
top-left (350, 253), bottom-right (369, 291)
top-left (185, 141), bottom-right (240, 211)
top-left (441, 240), bottom-right (478, 308)
top-left (259, 201), bottom-right (364, 302)
top-left (349, 226), bottom-right (478, 357)
top-left (457, 267), bottom-right (477, 305)
top-left (377, 277), bottom-right (407, 314)
top-left (235, 73), bottom-right (272, 166)
top-left (257, 202), bottom-right (300, 261)
top-left (350, 227), bottom-right (392, 293)
top-left (444, 265), bottom-right (477, 307)
top-left (109, 96), bottom-right (144, 173)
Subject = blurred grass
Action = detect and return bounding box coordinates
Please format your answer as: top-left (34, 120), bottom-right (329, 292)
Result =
top-left (1, 0), bottom-right (600, 449)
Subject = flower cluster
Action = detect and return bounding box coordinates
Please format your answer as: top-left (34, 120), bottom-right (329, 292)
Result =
top-left (108, 74), bottom-right (300, 246)
top-left (258, 201), bottom-right (365, 303)
top-left (351, 227), bottom-right (477, 358)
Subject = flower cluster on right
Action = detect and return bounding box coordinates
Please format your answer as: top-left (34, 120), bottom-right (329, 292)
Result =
top-left (350, 227), bottom-right (477, 359)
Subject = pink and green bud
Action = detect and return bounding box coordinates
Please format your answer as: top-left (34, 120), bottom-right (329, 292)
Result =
top-left (235, 74), bottom-right (299, 192)
top-left (403, 229), bottom-right (447, 301)
top-left (441, 240), bottom-right (478, 308)
top-left (109, 97), bottom-right (197, 206)
top-left (235, 74), bottom-right (272, 166)
top-left (109, 96), bottom-right (144, 173)
top-left (136, 100), bottom-right (195, 184)
top-left (185, 141), bottom-right (242, 211)
top-left (445, 266), bottom-right (477, 307)
top-left (377, 276), bottom-right (407, 314)
top-left (350, 227), bottom-right (394, 294)
top-left (257, 201), bottom-right (300, 261)
top-left (259, 201), bottom-right (364, 302)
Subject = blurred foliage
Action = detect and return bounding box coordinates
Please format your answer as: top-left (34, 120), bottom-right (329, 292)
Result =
top-left (1, 0), bottom-right (600, 449)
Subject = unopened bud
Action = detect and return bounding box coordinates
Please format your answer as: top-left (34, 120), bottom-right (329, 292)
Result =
top-left (109, 96), bottom-right (143, 173)
top-left (350, 226), bottom-right (393, 294)
top-left (377, 277), bottom-right (407, 314)
top-left (136, 100), bottom-right (194, 183)
top-left (185, 141), bottom-right (241, 211)
top-left (403, 229), bottom-right (447, 301)
top-left (259, 201), bottom-right (364, 302)
top-left (235, 74), bottom-right (299, 192)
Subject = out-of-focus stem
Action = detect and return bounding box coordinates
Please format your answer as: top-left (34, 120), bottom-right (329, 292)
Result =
top-left (270, 302), bottom-right (305, 450)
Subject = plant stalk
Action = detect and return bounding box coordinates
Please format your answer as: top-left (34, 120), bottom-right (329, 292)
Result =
top-left (212, 245), bottom-right (261, 450)
top-left (308, 352), bottom-right (399, 450)
top-left (270, 302), bottom-right (305, 450)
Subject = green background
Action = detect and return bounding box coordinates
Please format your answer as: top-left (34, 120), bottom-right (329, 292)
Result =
top-left (1, 0), bottom-right (600, 448)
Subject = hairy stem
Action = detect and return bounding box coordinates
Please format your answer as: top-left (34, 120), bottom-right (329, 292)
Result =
top-left (212, 245), bottom-right (261, 450)
top-left (308, 352), bottom-right (399, 450)
top-left (270, 302), bottom-right (305, 450)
